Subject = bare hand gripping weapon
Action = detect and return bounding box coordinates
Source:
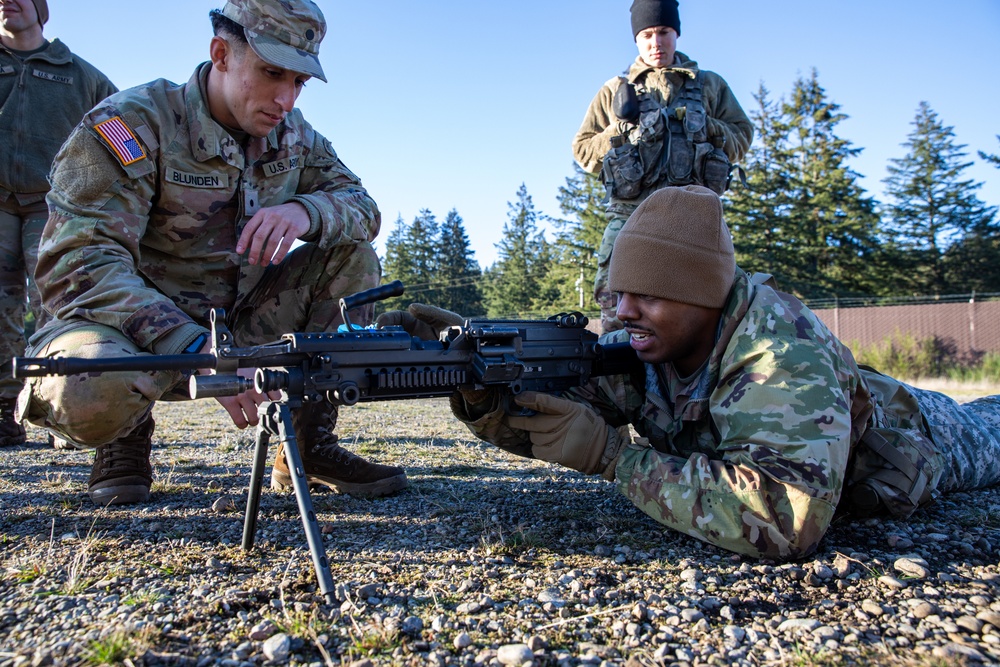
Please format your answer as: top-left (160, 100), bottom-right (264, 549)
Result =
top-left (14, 281), bottom-right (639, 602)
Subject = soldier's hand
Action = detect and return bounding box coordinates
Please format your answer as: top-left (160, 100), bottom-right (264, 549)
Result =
top-left (507, 391), bottom-right (615, 475)
top-left (214, 368), bottom-right (275, 429)
top-left (236, 202), bottom-right (311, 266)
top-left (376, 303), bottom-right (463, 340)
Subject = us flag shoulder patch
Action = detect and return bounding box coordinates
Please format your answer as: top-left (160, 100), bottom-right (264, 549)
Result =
top-left (93, 116), bottom-right (147, 166)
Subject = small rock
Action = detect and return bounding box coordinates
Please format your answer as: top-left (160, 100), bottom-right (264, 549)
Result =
top-left (453, 632), bottom-right (472, 650)
top-left (497, 643), bottom-right (533, 665)
top-left (861, 600), bottom-right (885, 617)
top-left (248, 620), bottom-right (277, 641)
top-left (894, 557), bottom-right (931, 579)
top-left (212, 495), bottom-right (237, 513)
top-left (262, 633), bottom-right (290, 662)
top-left (526, 635), bottom-right (546, 651)
top-left (777, 618), bottom-right (821, 633)
top-left (911, 601), bottom-right (936, 619)
top-left (723, 625), bottom-right (746, 643)
top-left (887, 535), bottom-right (914, 549)
top-left (400, 616), bottom-right (423, 635)
top-left (878, 575), bottom-right (907, 589)
top-left (956, 615), bottom-right (986, 635)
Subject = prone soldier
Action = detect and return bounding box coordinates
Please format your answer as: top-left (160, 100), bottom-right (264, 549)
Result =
top-left (448, 186), bottom-right (1000, 560)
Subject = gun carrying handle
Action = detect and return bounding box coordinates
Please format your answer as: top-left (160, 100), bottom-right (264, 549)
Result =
top-left (338, 280), bottom-right (405, 330)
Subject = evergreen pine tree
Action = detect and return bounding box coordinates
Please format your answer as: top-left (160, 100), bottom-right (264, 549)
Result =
top-left (549, 165), bottom-right (608, 312)
top-left (777, 71), bottom-right (883, 299)
top-left (724, 83), bottom-right (797, 280)
top-left (379, 215), bottom-right (417, 313)
top-left (882, 102), bottom-right (999, 294)
top-left (435, 209), bottom-right (484, 316)
top-left (979, 135), bottom-right (1000, 169)
top-left (483, 184), bottom-right (555, 317)
top-left (400, 208), bottom-right (441, 304)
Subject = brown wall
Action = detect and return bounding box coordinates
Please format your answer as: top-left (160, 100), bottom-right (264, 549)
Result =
top-left (812, 299), bottom-right (1000, 360)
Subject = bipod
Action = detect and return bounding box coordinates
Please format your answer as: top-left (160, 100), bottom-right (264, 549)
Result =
top-left (241, 401), bottom-right (336, 604)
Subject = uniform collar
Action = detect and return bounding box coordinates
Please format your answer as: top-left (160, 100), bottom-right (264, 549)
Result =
top-left (186, 62), bottom-right (279, 166)
top-left (627, 51), bottom-right (699, 84)
top-left (0, 37), bottom-right (70, 64)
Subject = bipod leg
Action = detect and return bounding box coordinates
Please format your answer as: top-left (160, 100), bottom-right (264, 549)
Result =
top-left (241, 407), bottom-right (272, 552)
top-left (270, 402), bottom-right (336, 604)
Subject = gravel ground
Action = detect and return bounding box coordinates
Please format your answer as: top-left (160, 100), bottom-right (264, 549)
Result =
top-left (2, 392), bottom-right (1000, 667)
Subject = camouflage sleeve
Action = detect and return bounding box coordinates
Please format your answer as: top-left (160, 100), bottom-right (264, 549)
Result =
top-left (614, 335), bottom-right (853, 561)
top-left (38, 105), bottom-right (199, 351)
top-left (288, 124), bottom-right (381, 248)
top-left (571, 77), bottom-right (624, 175)
top-left (701, 71), bottom-right (753, 164)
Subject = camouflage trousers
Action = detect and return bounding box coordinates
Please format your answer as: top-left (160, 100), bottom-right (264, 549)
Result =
top-left (594, 203), bottom-right (638, 334)
top-left (17, 241), bottom-right (380, 447)
top-left (0, 197), bottom-right (49, 400)
top-left (909, 387), bottom-right (1000, 492)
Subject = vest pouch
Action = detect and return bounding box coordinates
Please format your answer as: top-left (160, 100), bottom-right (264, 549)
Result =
top-left (844, 426), bottom-right (944, 519)
top-left (665, 117), bottom-right (694, 185)
top-left (697, 143), bottom-right (732, 195)
top-left (682, 104), bottom-right (708, 143)
top-left (601, 140), bottom-right (644, 200)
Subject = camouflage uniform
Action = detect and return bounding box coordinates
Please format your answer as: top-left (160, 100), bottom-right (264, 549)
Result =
top-left (0, 37), bottom-right (117, 401)
top-left (17, 62), bottom-right (381, 445)
top-left (571, 54), bottom-right (752, 332)
top-left (453, 270), bottom-right (1000, 560)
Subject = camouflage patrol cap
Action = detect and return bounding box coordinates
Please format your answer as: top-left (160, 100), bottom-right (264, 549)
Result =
top-left (609, 185), bottom-right (735, 309)
top-left (221, 0), bottom-right (327, 82)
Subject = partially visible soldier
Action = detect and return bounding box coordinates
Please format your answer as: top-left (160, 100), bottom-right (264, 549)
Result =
top-left (449, 186), bottom-right (1000, 560)
top-left (17, 0), bottom-right (408, 505)
top-left (572, 0), bottom-right (753, 333)
top-left (0, 0), bottom-right (117, 446)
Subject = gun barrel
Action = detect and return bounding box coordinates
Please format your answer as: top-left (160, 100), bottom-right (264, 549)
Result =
top-left (189, 374), bottom-right (255, 399)
top-left (13, 353), bottom-right (217, 379)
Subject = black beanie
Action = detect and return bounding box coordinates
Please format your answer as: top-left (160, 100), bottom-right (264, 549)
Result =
top-left (630, 0), bottom-right (681, 38)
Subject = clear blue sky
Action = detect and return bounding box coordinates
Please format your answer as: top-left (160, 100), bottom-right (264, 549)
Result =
top-left (46, 1), bottom-right (1000, 268)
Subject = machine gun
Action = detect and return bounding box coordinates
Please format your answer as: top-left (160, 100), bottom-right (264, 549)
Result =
top-left (14, 281), bottom-right (639, 602)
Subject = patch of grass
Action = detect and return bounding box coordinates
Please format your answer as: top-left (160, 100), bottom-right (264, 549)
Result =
top-left (82, 626), bottom-right (159, 666)
top-left (10, 561), bottom-right (47, 584)
top-left (121, 589), bottom-right (162, 606)
top-left (951, 505), bottom-right (1000, 529)
top-left (478, 520), bottom-right (542, 557)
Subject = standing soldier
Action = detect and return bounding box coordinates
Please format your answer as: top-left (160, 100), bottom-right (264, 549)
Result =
top-left (572, 0), bottom-right (753, 333)
top-left (17, 0), bottom-right (408, 505)
top-left (0, 0), bottom-right (117, 446)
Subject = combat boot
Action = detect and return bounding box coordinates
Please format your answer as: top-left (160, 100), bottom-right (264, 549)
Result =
top-left (271, 402), bottom-right (407, 497)
top-left (88, 416), bottom-right (154, 505)
top-left (0, 397), bottom-right (26, 447)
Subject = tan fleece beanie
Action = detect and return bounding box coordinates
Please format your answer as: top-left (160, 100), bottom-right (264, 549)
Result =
top-left (32, 0), bottom-right (48, 25)
top-left (609, 185), bottom-right (735, 308)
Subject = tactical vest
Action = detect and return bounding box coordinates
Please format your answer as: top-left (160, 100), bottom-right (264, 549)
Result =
top-left (601, 71), bottom-right (732, 201)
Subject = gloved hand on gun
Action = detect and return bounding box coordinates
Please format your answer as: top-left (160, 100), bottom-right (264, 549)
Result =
top-left (375, 303), bottom-right (464, 341)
